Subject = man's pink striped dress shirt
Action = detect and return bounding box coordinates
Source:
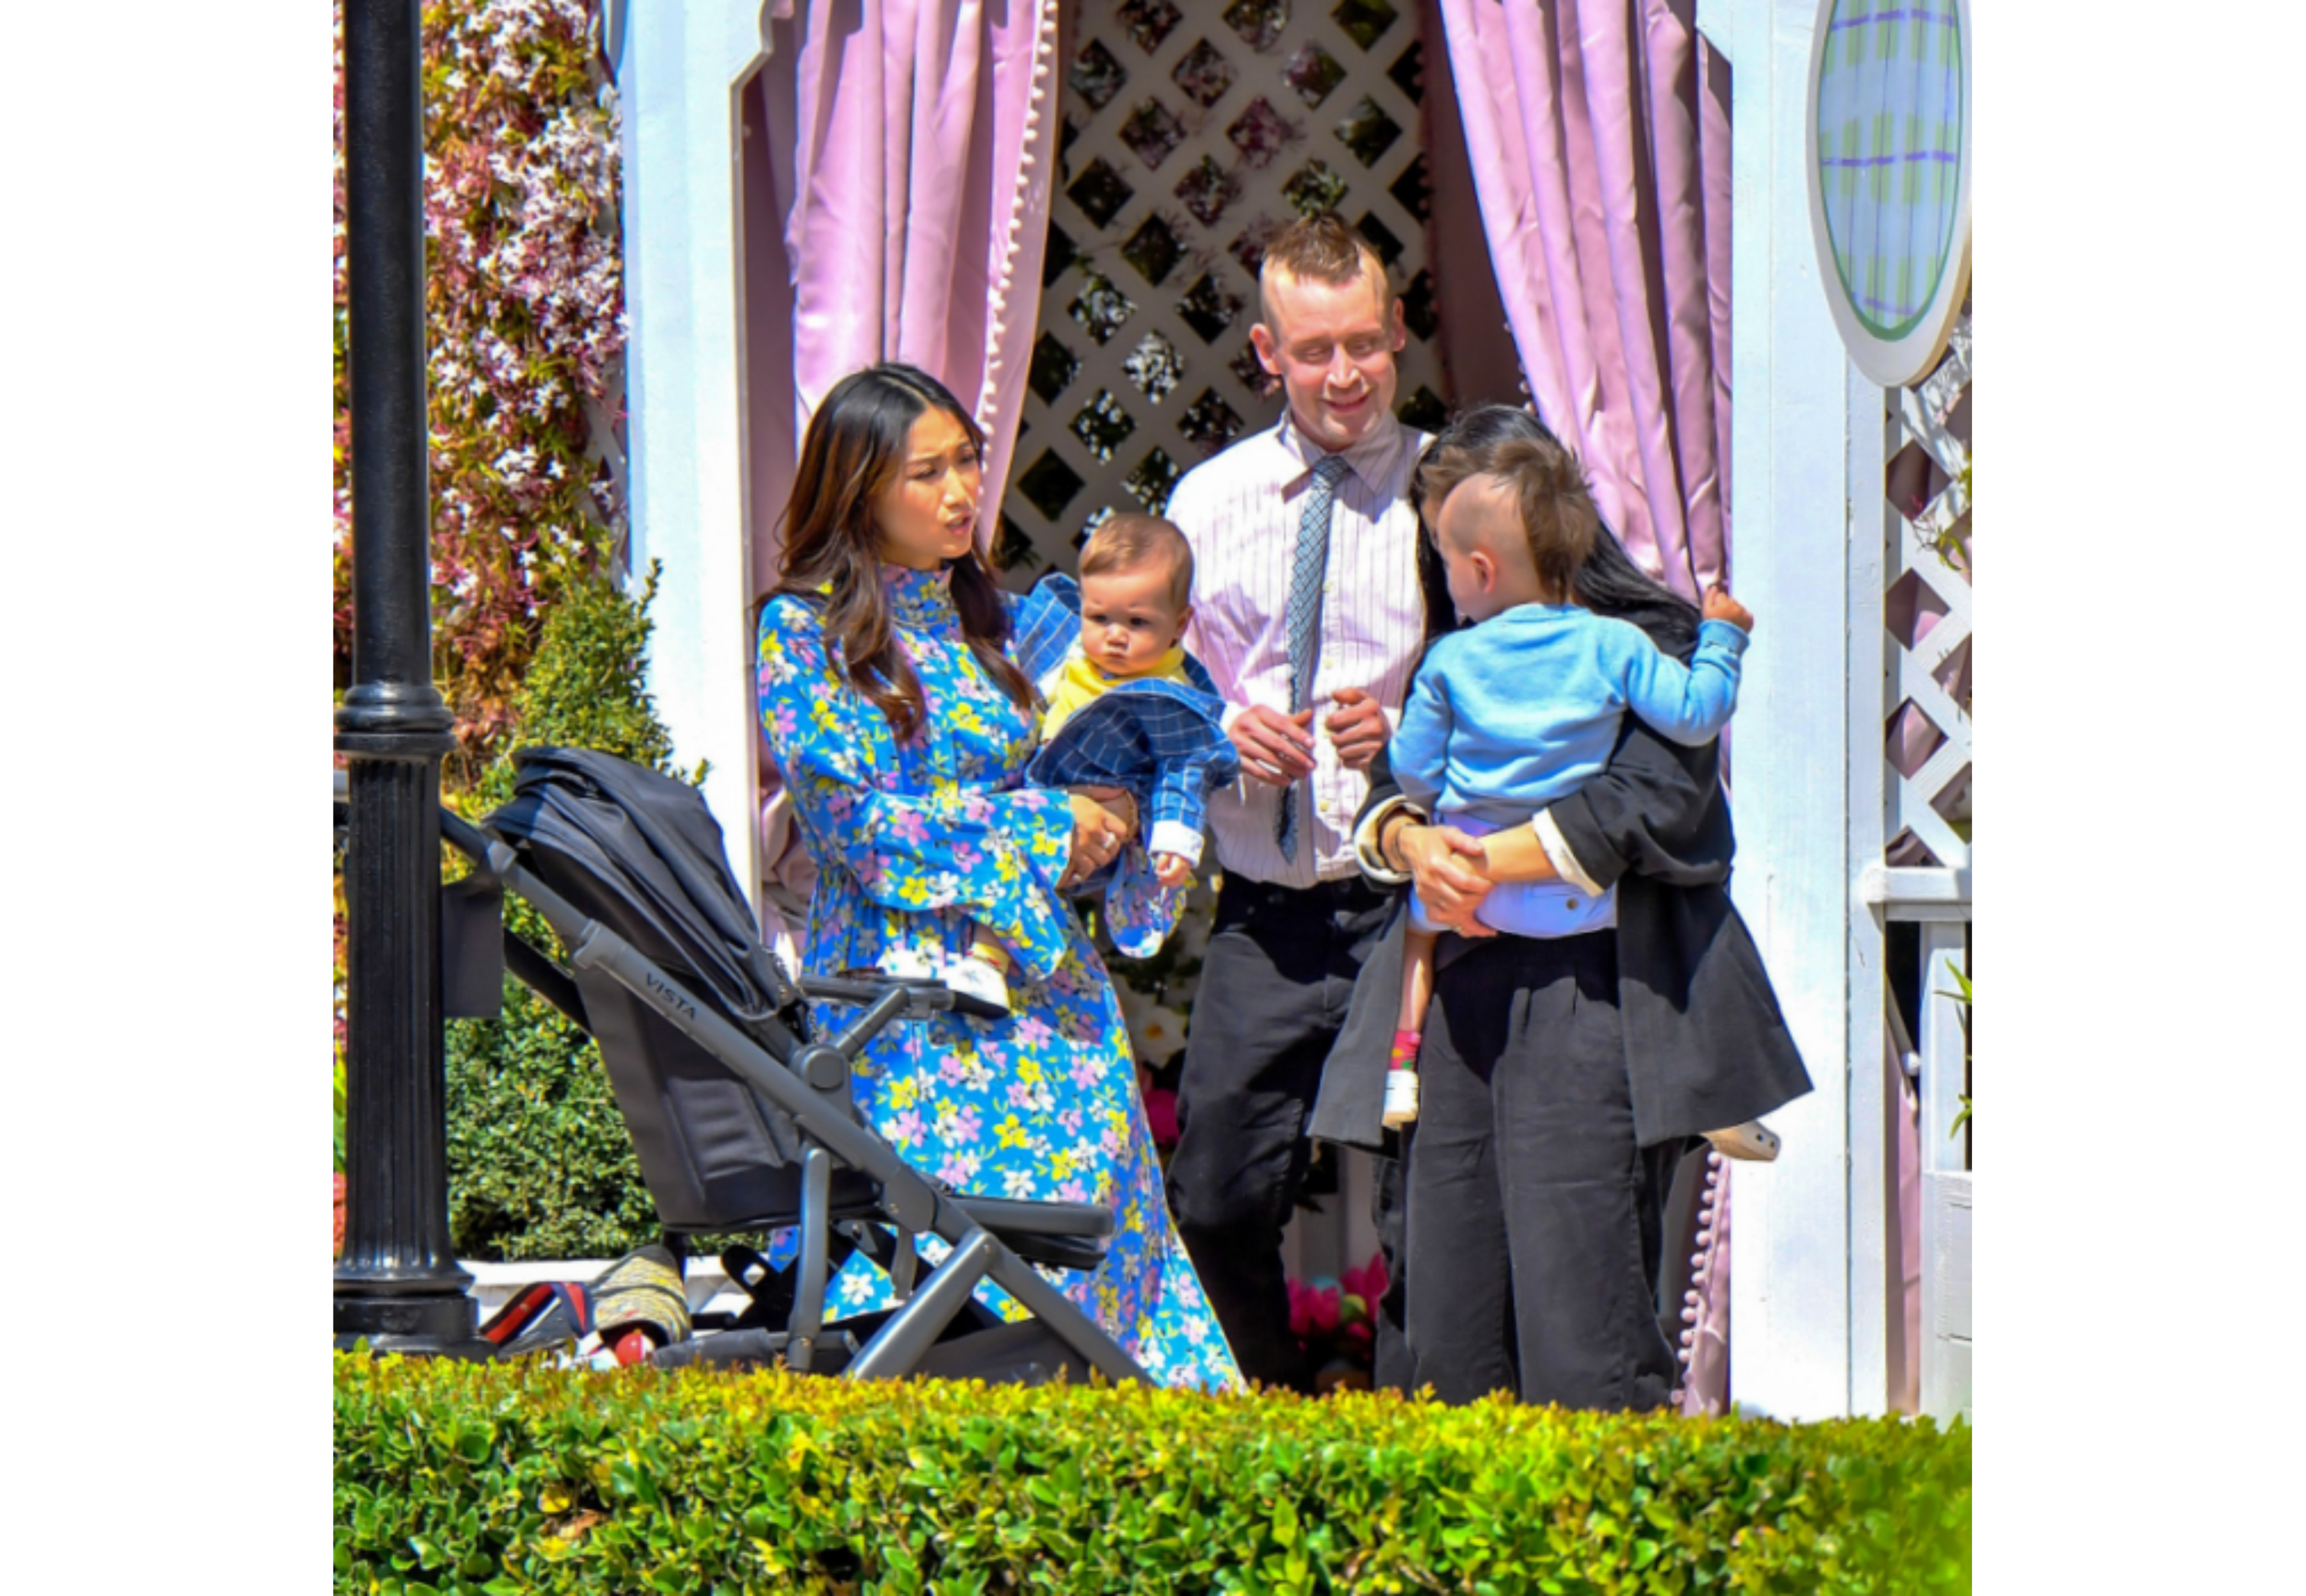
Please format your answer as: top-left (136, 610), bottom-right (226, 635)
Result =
top-left (1168, 412), bottom-right (1433, 889)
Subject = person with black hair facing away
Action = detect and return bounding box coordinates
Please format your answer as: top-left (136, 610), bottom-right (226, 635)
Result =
top-left (1309, 404), bottom-right (1812, 1410)
top-left (1380, 430), bottom-right (1783, 1167)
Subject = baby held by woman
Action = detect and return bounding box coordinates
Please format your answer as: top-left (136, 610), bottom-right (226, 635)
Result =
top-left (944, 514), bottom-right (1224, 1011)
top-left (1385, 434), bottom-right (1782, 1162)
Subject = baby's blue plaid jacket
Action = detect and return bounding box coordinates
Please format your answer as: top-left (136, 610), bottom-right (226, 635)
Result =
top-left (1009, 573), bottom-right (1239, 956)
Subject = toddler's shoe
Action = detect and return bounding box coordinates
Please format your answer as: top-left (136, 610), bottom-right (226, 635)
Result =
top-left (1381, 1067), bottom-right (1421, 1130)
top-left (938, 956), bottom-right (1012, 1017)
top-left (1703, 1120), bottom-right (1782, 1162)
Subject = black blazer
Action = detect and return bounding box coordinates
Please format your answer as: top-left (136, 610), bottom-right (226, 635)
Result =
top-left (1306, 719), bottom-right (1813, 1152)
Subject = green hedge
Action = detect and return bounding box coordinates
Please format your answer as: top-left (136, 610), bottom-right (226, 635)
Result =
top-left (445, 563), bottom-right (688, 1261)
top-left (334, 1355), bottom-right (1970, 1595)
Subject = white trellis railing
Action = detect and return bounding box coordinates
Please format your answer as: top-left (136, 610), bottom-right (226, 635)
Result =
top-left (1003, 0), bottom-right (1449, 577)
top-left (1863, 306), bottom-right (1971, 1422)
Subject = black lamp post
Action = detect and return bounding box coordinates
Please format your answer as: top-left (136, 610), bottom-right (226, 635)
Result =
top-left (333, 0), bottom-right (482, 1354)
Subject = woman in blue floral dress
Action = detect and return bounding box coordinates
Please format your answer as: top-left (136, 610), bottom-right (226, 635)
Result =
top-left (756, 363), bottom-right (1241, 1392)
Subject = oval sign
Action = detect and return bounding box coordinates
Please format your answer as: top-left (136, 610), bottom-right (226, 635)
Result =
top-left (1805, 0), bottom-right (1972, 385)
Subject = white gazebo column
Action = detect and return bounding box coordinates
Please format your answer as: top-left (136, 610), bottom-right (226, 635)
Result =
top-left (1719, 0), bottom-right (1897, 1420)
top-left (619, 1), bottom-right (775, 905)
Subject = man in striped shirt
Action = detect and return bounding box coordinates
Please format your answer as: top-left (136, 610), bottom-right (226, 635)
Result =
top-left (1162, 215), bottom-right (1431, 1390)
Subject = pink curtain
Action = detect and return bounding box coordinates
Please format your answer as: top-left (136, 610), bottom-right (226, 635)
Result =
top-left (1439, 0), bottom-right (1737, 1407)
top-left (759, 0), bottom-right (1060, 553)
top-left (1436, 0), bottom-right (1732, 599)
top-left (750, 0), bottom-right (1059, 919)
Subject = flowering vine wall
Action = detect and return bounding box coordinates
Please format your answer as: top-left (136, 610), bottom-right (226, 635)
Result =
top-left (332, 0), bottom-right (627, 786)
top-left (334, 1), bottom-right (626, 1230)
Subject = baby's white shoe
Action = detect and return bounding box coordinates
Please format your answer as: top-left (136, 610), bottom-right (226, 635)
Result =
top-left (1382, 1068), bottom-right (1421, 1130)
top-left (1703, 1120), bottom-right (1782, 1162)
top-left (877, 947), bottom-right (938, 983)
top-left (938, 956), bottom-right (1012, 1016)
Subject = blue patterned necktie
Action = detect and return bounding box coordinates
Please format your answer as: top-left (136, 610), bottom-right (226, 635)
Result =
top-left (1277, 453), bottom-right (1354, 862)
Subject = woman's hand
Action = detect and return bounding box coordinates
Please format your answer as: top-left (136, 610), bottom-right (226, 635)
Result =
top-left (1061, 787), bottom-right (1135, 889)
top-left (1395, 822), bottom-right (1499, 938)
top-left (1069, 784), bottom-right (1139, 842)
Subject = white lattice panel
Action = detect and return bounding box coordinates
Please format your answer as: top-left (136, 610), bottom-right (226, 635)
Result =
top-left (1881, 310), bottom-right (1971, 871)
top-left (996, 0), bottom-right (1448, 576)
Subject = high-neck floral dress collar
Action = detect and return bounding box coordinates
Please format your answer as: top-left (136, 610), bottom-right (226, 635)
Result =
top-left (882, 562), bottom-right (960, 632)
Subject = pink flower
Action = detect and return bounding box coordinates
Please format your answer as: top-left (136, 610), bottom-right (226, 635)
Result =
top-left (1058, 1178), bottom-right (1090, 1204)
top-left (1142, 1088), bottom-right (1179, 1147)
top-left (886, 1110), bottom-right (923, 1146)
top-left (888, 809), bottom-right (930, 846)
top-left (951, 1107), bottom-right (982, 1142)
top-left (1287, 1274), bottom-right (1348, 1345)
top-left (1342, 1251), bottom-right (1389, 1308)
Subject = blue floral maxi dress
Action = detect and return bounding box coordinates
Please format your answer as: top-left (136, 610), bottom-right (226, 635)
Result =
top-left (756, 566), bottom-right (1242, 1392)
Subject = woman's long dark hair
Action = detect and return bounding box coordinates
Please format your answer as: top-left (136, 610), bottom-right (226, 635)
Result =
top-left (1409, 404), bottom-right (1701, 663)
top-left (770, 363), bottom-right (1034, 740)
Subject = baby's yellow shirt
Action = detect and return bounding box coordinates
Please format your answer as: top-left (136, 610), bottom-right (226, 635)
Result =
top-left (1041, 644), bottom-right (1191, 739)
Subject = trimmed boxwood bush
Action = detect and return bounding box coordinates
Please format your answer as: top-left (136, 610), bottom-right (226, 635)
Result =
top-left (445, 563), bottom-right (688, 1261)
top-left (334, 1354), bottom-right (1970, 1594)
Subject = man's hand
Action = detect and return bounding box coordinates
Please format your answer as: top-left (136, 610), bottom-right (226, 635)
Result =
top-left (1324, 686), bottom-right (1390, 771)
top-left (1229, 704), bottom-right (1316, 787)
top-left (1398, 823), bottom-right (1497, 938)
top-left (1702, 585), bottom-right (1754, 633)
top-left (1152, 852), bottom-right (1194, 890)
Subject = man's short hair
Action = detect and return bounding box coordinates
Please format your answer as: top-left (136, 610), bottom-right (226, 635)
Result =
top-left (1079, 513), bottom-right (1195, 611)
top-left (1420, 433), bottom-right (1599, 602)
top-left (1256, 213), bottom-right (1390, 320)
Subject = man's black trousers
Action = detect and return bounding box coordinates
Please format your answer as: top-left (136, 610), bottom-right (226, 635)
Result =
top-left (1165, 872), bottom-right (1394, 1389)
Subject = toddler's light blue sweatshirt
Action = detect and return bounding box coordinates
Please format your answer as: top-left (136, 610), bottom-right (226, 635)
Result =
top-left (1390, 604), bottom-right (1748, 832)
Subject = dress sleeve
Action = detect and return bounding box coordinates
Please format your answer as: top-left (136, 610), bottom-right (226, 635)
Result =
top-left (1544, 715), bottom-right (1731, 894)
top-left (756, 597), bottom-right (1079, 983)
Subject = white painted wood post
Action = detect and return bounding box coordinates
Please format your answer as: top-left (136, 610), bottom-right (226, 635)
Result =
top-left (1918, 920), bottom-right (1972, 1420)
top-left (1721, 0), bottom-right (1898, 1420)
top-left (619, 1), bottom-right (777, 907)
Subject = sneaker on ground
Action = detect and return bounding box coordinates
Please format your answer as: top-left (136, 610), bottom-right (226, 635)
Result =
top-left (1381, 1068), bottom-right (1421, 1130)
top-left (1703, 1120), bottom-right (1782, 1162)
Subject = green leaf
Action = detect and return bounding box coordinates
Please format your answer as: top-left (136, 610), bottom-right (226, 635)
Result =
top-left (1271, 1497), bottom-right (1298, 1548)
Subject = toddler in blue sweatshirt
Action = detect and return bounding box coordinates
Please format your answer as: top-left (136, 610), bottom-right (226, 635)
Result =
top-left (1385, 436), bottom-right (1779, 1161)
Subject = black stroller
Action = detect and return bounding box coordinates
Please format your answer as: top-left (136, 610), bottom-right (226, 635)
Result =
top-left (436, 745), bottom-right (1150, 1386)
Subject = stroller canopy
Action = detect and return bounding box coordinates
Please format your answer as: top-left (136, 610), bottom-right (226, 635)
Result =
top-left (487, 747), bottom-right (801, 1028)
